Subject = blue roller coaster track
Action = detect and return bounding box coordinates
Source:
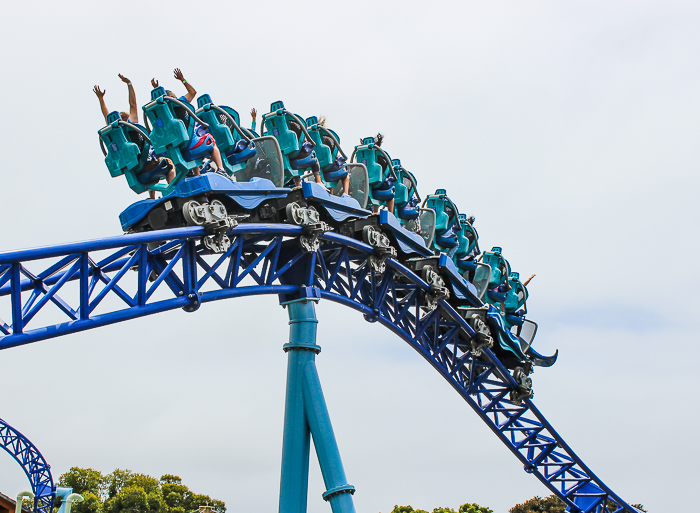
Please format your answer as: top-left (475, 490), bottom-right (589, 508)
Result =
top-left (0, 223), bottom-right (641, 513)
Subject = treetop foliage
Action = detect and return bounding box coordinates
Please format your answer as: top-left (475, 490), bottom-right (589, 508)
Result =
top-left (508, 495), bottom-right (648, 513)
top-left (388, 503), bottom-right (493, 513)
top-left (58, 467), bottom-right (225, 513)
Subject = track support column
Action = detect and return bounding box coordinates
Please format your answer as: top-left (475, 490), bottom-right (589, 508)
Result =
top-left (279, 298), bottom-right (356, 513)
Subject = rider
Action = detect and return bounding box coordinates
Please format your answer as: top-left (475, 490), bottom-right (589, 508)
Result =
top-left (94, 74), bottom-right (175, 199)
top-left (152, 68), bottom-right (225, 176)
top-left (93, 73), bottom-right (138, 123)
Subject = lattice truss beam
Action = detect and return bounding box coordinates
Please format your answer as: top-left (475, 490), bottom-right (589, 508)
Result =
top-left (0, 226), bottom-right (638, 513)
top-left (0, 418), bottom-right (54, 513)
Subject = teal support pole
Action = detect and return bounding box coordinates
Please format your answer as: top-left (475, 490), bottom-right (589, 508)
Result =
top-left (279, 300), bottom-right (317, 513)
top-left (303, 360), bottom-right (356, 513)
top-left (278, 299), bottom-right (356, 513)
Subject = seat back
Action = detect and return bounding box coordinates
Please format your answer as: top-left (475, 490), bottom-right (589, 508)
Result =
top-left (504, 272), bottom-right (528, 313)
top-left (480, 247), bottom-right (511, 290)
top-left (143, 87), bottom-right (190, 155)
top-left (424, 189), bottom-right (458, 234)
top-left (99, 112), bottom-right (142, 178)
top-left (454, 213), bottom-right (480, 260)
top-left (306, 116), bottom-right (334, 169)
top-left (99, 112), bottom-right (168, 194)
top-left (354, 137), bottom-right (386, 186)
top-left (392, 159), bottom-right (417, 207)
top-left (196, 94), bottom-right (238, 155)
top-left (263, 100), bottom-right (302, 157)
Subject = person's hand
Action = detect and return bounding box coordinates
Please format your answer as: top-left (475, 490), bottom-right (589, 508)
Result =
top-left (151, 78), bottom-right (159, 88)
top-left (250, 108), bottom-right (257, 120)
top-left (93, 86), bottom-right (106, 99)
top-left (173, 68), bottom-right (185, 82)
top-left (118, 74), bottom-right (131, 85)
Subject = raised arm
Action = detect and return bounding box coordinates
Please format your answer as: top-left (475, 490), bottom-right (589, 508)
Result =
top-left (173, 68), bottom-right (196, 102)
top-left (93, 86), bottom-right (109, 124)
top-left (250, 108), bottom-right (257, 132)
top-left (118, 74), bottom-right (138, 123)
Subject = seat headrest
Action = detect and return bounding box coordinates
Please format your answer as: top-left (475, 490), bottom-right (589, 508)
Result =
top-left (107, 111), bottom-right (121, 124)
top-left (270, 100), bottom-right (285, 111)
top-left (197, 94), bottom-right (213, 108)
top-left (151, 86), bottom-right (166, 101)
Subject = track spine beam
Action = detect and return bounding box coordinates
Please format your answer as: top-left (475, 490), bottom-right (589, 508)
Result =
top-left (0, 225), bottom-right (640, 513)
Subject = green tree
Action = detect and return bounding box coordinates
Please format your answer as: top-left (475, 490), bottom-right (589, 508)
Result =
top-left (73, 492), bottom-right (103, 513)
top-left (59, 467), bottom-right (107, 498)
top-left (509, 495), bottom-right (566, 513)
top-left (459, 503), bottom-right (492, 513)
top-left (388, 504), bottom-right (491, 513)
top-left (510, 495), bottom-right (648, 513)
top-left (57, 467), bottom-right (224, 513)
top-left (389, 505), bottom-right (429, 513)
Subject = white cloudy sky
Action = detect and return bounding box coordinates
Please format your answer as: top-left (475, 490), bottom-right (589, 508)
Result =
top-left (0, 1), bottom-right (698, 512)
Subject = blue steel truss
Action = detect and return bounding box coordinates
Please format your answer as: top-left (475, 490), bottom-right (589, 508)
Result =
top-left (0, 224), bottom-right (639, 513)
top-left (0, 418), bottom-right (54, 513)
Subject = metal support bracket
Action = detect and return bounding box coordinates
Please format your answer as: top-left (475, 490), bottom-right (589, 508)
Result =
top-left (286, 203), bottom-right (332, 252)
top-left (362, 226), bottom-right (397, 274)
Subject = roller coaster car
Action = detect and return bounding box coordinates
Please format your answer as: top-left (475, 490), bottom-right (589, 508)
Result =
top-left (262, 101), bottom-right (319, 186)
top-left (99, 111), bottom-right (174, 195)
top-left (141, 87), bottom-right (216, 187)
top-left (305, 116), bottom-right (370, 208)
top-left (458, 303), bottom-right (557, 374)
top-left (119, 173), bottom-right (290, 233)
top-left (351, 137), bottom-right (396, 208)
top-left (338, 208), bottom-right (434, 264)
top-left (406, 253), bottom-right (481, 310)
top-left (422, 189), bottom-right (461, 253)
top-left (195, 94), bottom-right (284, 186)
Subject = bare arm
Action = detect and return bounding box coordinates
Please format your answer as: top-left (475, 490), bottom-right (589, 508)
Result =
top-left (119, 74), bottom-right (138, 123)
top-left (174, 68), bottom-right (196, 103)
top-left (93, 86), bottom-right (109, 123)
top-left (250, 108), bottom-right (257, 131)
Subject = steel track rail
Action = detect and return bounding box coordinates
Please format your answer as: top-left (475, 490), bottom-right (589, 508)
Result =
top-left (0, 225), bottom-right (640, 513)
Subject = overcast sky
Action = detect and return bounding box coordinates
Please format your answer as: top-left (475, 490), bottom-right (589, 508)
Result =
top-left (0, 1), bottom-right (698, 512)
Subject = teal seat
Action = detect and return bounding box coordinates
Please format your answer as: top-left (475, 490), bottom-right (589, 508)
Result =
top-left (354, 137), bottom-right (386, 187)
top-left (480, 246), bottom-right (512, 307)
top-left (503, 272), bottom-right (528, 329)
top-left (392, 159), bottom-right (420, 223)
top-left (504, 272), bottom-right (528, 313)
top-left (100, 112), bottom-right (142, 179)
top-left (423, 189), bottom-right (460, 252)
top-left (262, 101), bottom-right (317, 185)
top-left (99, 111), bottom-right (171, 195)
top-left (142, 87), bottom-right (209, 192)
top-left (352, 137), bottom-right (396, 207)
top-left (454, 214), bottom-right (480, 261)
top-left (196, 94), bottom-right (253, 175)
top-left (305, 116), bottom-right (348, 189)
